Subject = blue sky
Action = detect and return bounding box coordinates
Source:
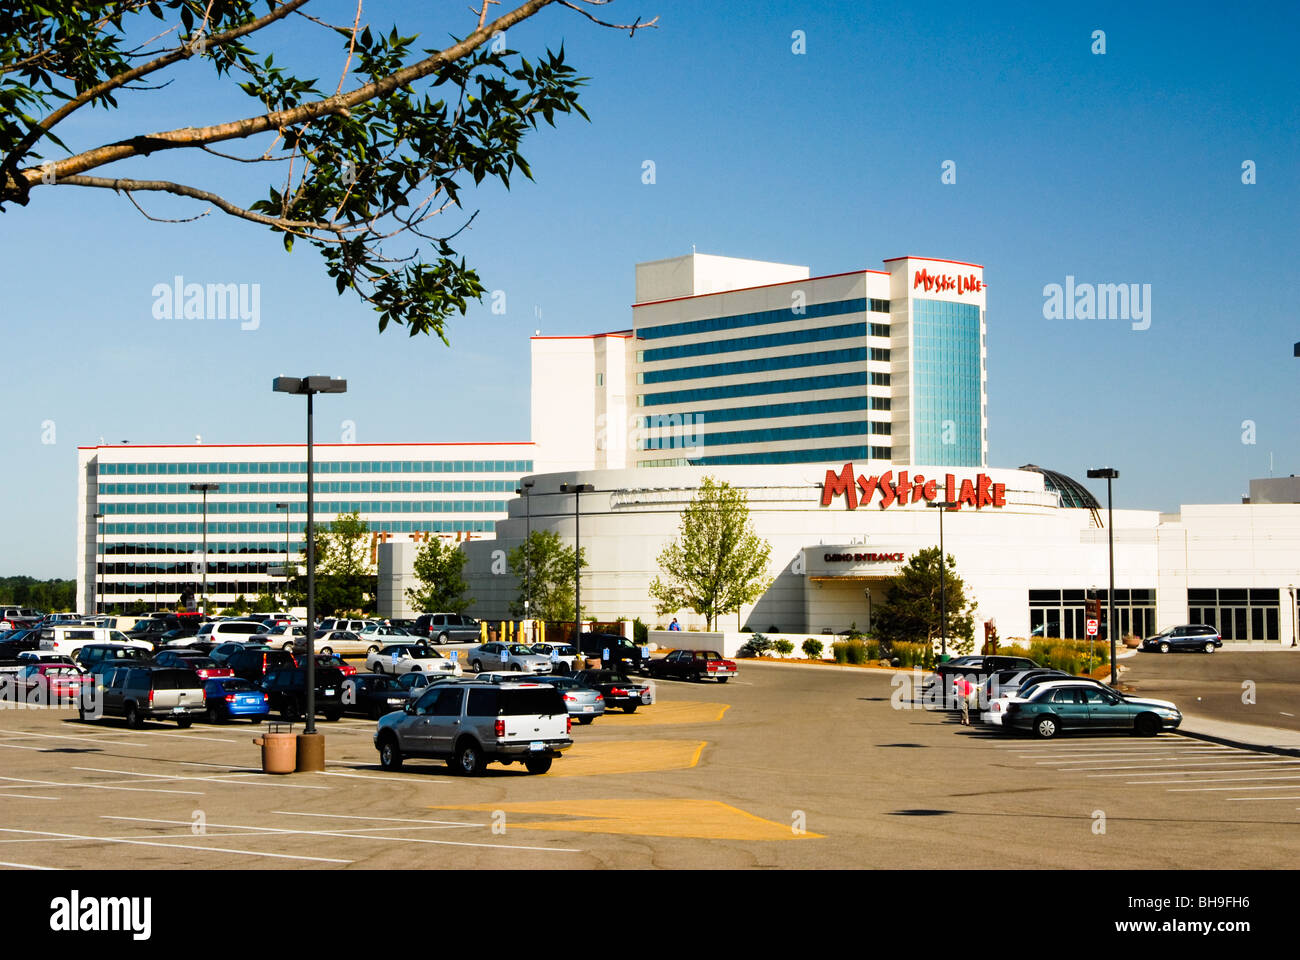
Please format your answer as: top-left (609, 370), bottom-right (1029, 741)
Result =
top-left (2, 0), bottom-right (1298, 577)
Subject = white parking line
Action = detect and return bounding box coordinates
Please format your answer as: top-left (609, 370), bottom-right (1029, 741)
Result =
top-left (0, 860), bottom-right (59, 869)
top-left (1087, 765), bottom-right (1300, 777)
top-left (272, 811), bottom-right (482, 826)
top-left (0, 794), bottom-right (60, 800)
top-left (0, 827), bottom-right (351, 863)
top-left (71, 767), bottom-right (331, 790)
top-left (1056, 759), bottom-right (1295, 772)
top-left (103, 815), bottom-right (578, 853)
top-left (1131, 775), bottom-right (1300, 785)
top-left (1228, 795), bottom-right (1300, 801)
top-left (0, 775), bottom-right (202, 796)
top-left (1167, 783), bottom-right (1300, 792)
top-left (313, 772), bottom-right (421, 783)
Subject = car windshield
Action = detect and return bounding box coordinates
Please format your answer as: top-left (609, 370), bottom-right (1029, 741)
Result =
top-left (507, 644), bottom-right (535, 655)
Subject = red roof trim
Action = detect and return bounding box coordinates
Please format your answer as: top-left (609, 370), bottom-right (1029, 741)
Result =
top-left (881, 256), bottom-right (984, 269)
top-left (632, 270), bottom-right (877, 308)
top-left (78, 441), bottom-right (534, 450)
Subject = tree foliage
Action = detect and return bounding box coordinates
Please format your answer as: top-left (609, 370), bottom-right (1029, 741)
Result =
top-left (406, 537), bottom-right (471, 613)
top-left (648, 476), bottom-right (773, 630)
top-left (0, 576), bottom-right (75, 612)
top-left (506, 529), bottom-right (585, 623)
top-left (0, 1), bottom-right (655, 339)
top-left (287, 510), bottom-right (376, 615)
top-left (871, 546), bottom-right (975, 655)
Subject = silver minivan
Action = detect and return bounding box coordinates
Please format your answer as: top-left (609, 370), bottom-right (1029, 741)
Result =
top-left (84, 666), bottom-right (206, 728)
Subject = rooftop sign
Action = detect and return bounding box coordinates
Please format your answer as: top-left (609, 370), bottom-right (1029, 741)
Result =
top-left (821, 464), bottom-right (1006, 511)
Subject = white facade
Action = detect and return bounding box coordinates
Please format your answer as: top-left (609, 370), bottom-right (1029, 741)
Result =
top-left (456, 463), bottom-right (1300, 648)
top-left (530, 252), bottom-right (988, 473)
top-left (76, 442), bottom-right (535, 613)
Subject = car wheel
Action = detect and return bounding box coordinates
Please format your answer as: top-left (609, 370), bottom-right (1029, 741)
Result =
top-left (1204, 642), bottom-right (1216, 654)
top-left (125, 705), bottom-right (143, 729)
top-left (282, 700), bottom-right (299, 722)
top-left (320, 647), bottom-right (332, 656)
top-left (368, 703), bottom-right (381, 720)
top-left (623, 703), bottom-right (638, 714)
top-left (1033, 715), bottom-right (1058, 739)
top-left (455, 739), bottom-right (485, 776)
top-left (324, 710), bottom-right (341, 722)
top-left (1135, 713), bottom-right (1160, 737)
top-left (410, 666), bottom-right (420, 673)
top-left (471, 660), bottom-right (482, 673)
top-left (368, 645), bottom-right (380, 656)
top-left (206, 705), bottom-right (223, 724)
top-left (373, 662), bottom-right (383, 674)
top-left (437, 632), bottom-right (449, 644)
top-left (176, 716), bottom-right (193, 729)
top-left (717, 676), bottom-right (729, 684)
top-left (577, 716), bottom-right (595, 725)
top-left (378, 735), bottom-right (403, 770)
top-left (281, 643), bottom-right (294, 652)
top-left (524, 755), bottom-right (553, 775)
top-left (510, 663), bottom-right (521, 672)
top-left (1159, 641), bottom-right (1171, 654)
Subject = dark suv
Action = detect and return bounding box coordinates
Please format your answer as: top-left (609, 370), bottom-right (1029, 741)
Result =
top-left (261, 666), bottom-right (345, 721)
top-left (226, 648), bottom-right (298, 685)
top-left (1141, 625), bottom-right (1223, 654)
top-left (415, 613), bottom-right (481, 644)
top-left (577, 632), bottom-right (649, 674)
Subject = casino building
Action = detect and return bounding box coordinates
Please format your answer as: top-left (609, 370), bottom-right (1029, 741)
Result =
top-left (74, 251), bottom-right (1300, 646)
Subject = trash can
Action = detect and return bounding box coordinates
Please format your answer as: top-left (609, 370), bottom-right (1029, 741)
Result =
top-left (253, 722), bottom-right (297, 775)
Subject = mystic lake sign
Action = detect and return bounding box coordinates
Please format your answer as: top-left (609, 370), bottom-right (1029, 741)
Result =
top-left (820, 464), bottom-right (1007, 511)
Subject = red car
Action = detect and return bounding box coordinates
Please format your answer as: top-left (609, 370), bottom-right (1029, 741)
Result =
top-left (316, 653), bottom-right (357, 676)
top-left (646, 649), bottom-right (737, 683)
top-left (153, 650), bottom-right (235, 680)
top-left (18, 663), bottom-right (89, 702)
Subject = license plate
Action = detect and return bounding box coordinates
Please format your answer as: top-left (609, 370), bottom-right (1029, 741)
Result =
top-left (529, 741), bottom-right (545, 751)
top-left (324, 689), bottom-right (335, 696)
top-left (582, 706), bottom-right (593, 712)
top-left (172, 706), bottom-right (185, 714)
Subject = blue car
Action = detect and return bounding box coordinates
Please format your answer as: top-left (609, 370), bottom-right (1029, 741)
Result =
top-left (204, 677), bottom-right (270, 723)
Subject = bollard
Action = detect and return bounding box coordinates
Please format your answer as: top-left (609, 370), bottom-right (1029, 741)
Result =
top-left (296, 732), bottom-right (326, 772)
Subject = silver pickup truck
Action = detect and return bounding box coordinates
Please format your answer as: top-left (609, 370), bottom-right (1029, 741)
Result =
top-left (374, 680), bottom-right (572, 775)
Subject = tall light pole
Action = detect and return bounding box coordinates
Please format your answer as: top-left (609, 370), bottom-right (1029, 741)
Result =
top-left (1087, 468), bottom-right (1120, 684)
top-left (515, 480), bottom-right (534, 639)
top-left (189, 483), bottom-right (218, 613)
top-left (927, 500), bottom-right (960, 661)
top-left (275, 502), bottom-right (291, 606)
top-left (93, 512), bottom-right (104, 614)
top-left (274, 376), bottom-right (347, 755)
top-left (560, 482), bottom-right (593, 671)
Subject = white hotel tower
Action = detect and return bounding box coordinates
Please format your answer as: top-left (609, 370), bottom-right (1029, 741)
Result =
top-left (529, 252), bottom-right (988, 471)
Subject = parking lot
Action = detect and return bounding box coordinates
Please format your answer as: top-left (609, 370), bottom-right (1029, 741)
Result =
top-left (1, 659), bottom-right (1297, 870)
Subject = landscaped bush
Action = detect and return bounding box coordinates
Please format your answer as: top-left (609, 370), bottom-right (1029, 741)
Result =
top-left (772, 638), bottom-right (795, 656)
top-left (632, 617), bottom-right (648, 646)
top-left (802, 638), bottom-right (824, 659)
top-left (832, 638), bottom-right (873, 664)
top-left (892, 641), bottom-right (929, 669)
top-left (1024, 638), bottom-right (1111, 675)
top-left (740, 633), bottom-right (773, 658)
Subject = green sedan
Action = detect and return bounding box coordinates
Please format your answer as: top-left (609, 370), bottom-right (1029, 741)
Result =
top-left (1003, 681), bottom-right (1182, 738)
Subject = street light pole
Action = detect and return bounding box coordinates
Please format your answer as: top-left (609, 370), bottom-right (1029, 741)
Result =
top-left (1088, 468), bottom-right (1120, 684)
top-left (189, 483), bottom-right (218, 613)
top-left (928, 500), bottom-right (959, 660)
top-left (516, 481), bottom-right (534, 638)
top-left (274, 376), bottom-right (347, 754)
top-left (560, 482), bottom-right (594, 670)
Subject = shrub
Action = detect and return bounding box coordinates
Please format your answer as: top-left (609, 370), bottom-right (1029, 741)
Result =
top-left (767, 624), bottom-right (781, 633)
top-left (740, 633), bottom-right (773, 658)
top-left (892, 641), bottom-right (929, 669)
top-left (802, 638), bottom-right (824, 659)
top-left (632, 617), bottom-right (648, 646)
top-left (772, 638), bottom-right (795, 656)
top-left (1025, 638), bottom-right (1111, 675)
top-left (831, 638), bottom-right (870, 664)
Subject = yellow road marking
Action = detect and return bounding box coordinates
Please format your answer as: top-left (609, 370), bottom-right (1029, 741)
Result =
top-left (430, 798), bottom-right (822, 841)
top-left (600, 702), bottom-right (730, 725)
top-left (542, 739), bottom-right (706, 777)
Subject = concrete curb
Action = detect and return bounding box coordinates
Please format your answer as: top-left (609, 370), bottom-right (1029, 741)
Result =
top-left (1176, 715), bottom-right (1300, 758)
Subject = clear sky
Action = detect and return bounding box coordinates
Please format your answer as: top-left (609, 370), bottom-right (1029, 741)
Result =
top-left (2, 0), bottom-right (1297, 578)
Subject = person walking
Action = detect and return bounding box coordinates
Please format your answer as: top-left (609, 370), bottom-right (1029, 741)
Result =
top-left (955, 676), bottom-right (974, 725)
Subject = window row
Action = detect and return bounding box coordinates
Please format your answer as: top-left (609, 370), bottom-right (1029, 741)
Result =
top-left (642, 418), bottom-right (881, 451)
top-left (97, 479), bottom-right (519, 496)
top-left (636, 298), bottom-right (872, 341)
top-left (97, 459), bottom-right (534, 476)
top-left (639, 394), bottom-right (880, 429)
top-left (688, 445), bottom-right (891, 466)
top-left (640, 371), bottom-right (873, 407)
top-left (103, 519), bottom-right (496, 536)
top-left (640, 323), bottom-right (866, 364)
top-left (100, 499), bottom-right (508, 516)
top-left (640, 348), bottom-right (868, 386)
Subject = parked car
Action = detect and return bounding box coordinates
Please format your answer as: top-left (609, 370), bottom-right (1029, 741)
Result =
top-left (365, 643), bottom-right (462, 677)
top-left (414, 613), bottom-right (482, 644)
top-left (341, 673), bottom-right (411, 720)
top-left (39, 626), bottom-right (151, 659)
top-left (646, 648), bottom-right (737, 683)
top-left (257, 624), bottom-right (310, 652)
top-left (1003, 681), bottom-right (1182, 738)
top-left (466, 641), bottom-right (552, 675)
top-left (202, 676), bottom-right (270, 723)
top-left (152, 649), bottom-right (234, 680)
top-left (982, 676), bottom-right (1107, 725)
top-left (192, 620), bottom-right (268, 647)
top-left (225, 648), bottom-right (298, 686)
top-left (392, 670), bottom-right (465, 699)
top-left (208, 641), bottom-right (273, 665)
top-left (16, 663), bottom-right (89, 702)
top-left (374, 680), bottom-right (572, 774)
top-left (85, 666), bottom-right (207, 727)
top-left (573, 669), bottom-right (653, 713)
top-left (260, 666), bottom-right (346, 722)
top-left (1141, 624), bottom-right (1222, 654)
top-left (74, 643), bottom-right (157, 674)
top-left (299, 630), bottom-right (381, 658)
top-left (577, 632), bottom-right (650, 675)
top-left (316, 653), bottom-right (357, 676)
top-left (532, 674), bottom-right (605, 724)
top-left (318, 618), bottom-right (380, 635)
